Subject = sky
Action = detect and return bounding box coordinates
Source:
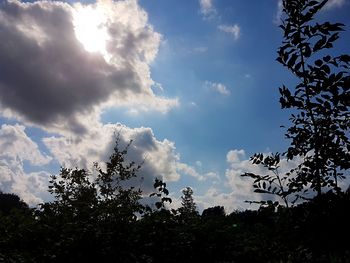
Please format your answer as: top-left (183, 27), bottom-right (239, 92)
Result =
top-left (0, 0), bottom-right (349, 212)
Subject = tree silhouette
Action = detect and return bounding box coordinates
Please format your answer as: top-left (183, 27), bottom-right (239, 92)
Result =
top-left (178, 186), bottom-right (198, 216)
top-left (277, 0), bottom-right (350, 196)
top-left (149, 177), bottom-right (172, 210)
top-left (241, 153), bottom-right (294, 208)
top-left (242, 0), bottom-right (350, 206)
top-left (0, 191), bottom-right (28, 215)
top-left (202, 206), bottom-right (225, 218)
top-left (94, 138), bottom-right (144, 222)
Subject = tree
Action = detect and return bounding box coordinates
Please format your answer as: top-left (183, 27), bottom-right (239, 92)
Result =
top-left (277, 0), bottom-right (350, 196)
top-left (0, 191), bottom-right (28, 215)
top-left (241, 153), bottom-right (294, 208)
top-left (94, 138), bottom-right (144, 222)
top-left (45, 168), bottom-right (97, 219)
top-left (149, 178), bottom-right (172, 211)
top-left (243, 0), bottom-right (350, 206)
top-left (36, 137), bottom-right (146, 261)
top-left (202, 206), bottom-right (225, 218)
top-left (178, 186), bottom-right (198, 216)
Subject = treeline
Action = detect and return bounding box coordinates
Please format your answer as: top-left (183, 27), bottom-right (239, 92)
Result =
top-left (1, 139), bottom-right (350, 262)
top-left (1, 181), bottom-right (350, 262)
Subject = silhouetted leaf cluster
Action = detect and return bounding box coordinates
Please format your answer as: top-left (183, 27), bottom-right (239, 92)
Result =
top-left (243, 0), bottom-right (350, 207)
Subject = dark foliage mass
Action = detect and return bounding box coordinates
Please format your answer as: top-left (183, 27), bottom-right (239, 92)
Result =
top-left (0, 0), bottom-right (349, 262)
top-left (1, 179), bottom-right (350, 262)
top-left (1, 137), bottom-right (350, 262)
top-left (0, 192), bottom-right (28, 215)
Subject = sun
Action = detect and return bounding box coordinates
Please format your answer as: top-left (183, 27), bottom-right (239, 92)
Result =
top-left (73, 6), bottom-right (108, 54)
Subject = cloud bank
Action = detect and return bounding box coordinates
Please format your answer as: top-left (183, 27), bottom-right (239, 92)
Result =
top-left (0, 123), bottom-right (182, 203)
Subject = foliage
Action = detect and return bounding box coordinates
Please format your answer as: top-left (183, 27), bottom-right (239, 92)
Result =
top-left (1, 139), bottom-right (350, 262)
top-left (202, 206), bottom-right (225, 218)
top-left (0, 191), bottom-right (29, 215)
top-left (242, 153), bottom-right (295, 208)
top-left (242, 0), bottom-right (350, 208)
top-left (149, 177), bottom-right (172, 210)
top-left (277, 0), bottom-right (350, 195)
top-left (178, 186), bottom-right (198, 217)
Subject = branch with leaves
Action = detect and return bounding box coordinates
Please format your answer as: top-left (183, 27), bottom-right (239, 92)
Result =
top-left (277, 0), bottom-right (350, 195)
top-left (242, 153), bottom-right (297, 208)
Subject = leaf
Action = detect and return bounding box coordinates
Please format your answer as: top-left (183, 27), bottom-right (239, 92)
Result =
top-left (315, 59), bottom-right (323, 67)
top-left (321, 64), bottom-right (330, 74)
top-left (162, 197), bottom-right (172, 203)
top-left (276, 56), bottom-right (284, 64)
top-left (313, 36), bottom-right (327, 52)
top-left (323, 55), bottom-right (331, 62)
top-left (294, 62), bottom-right (302, 72)
top-left (254, 189), bottom-right (271, 194)
top-left (339, 55), bottom-right (350, 63)
top-left (288, 54), bottom-right (298, 68)
top-left (304, 44), bottom-right (312, 58)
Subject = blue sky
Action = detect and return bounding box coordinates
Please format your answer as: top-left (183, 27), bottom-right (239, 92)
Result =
top-left (0, 0), bottom-right (349, 211)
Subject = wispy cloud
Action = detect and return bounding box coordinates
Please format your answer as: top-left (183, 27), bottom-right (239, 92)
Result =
top-left (274, 0), bottom-right (283, 24)
top-left (218, 24), bottom-right (241, 40)
top-left (324, 0), bottom-right (346, 9)
top-left (193, 46), bottom-right (208, 53)
top-left (177, 162), bottom-right (219, 182)
top-left (205, 81), bottom-right (231, 96)
top-left (199, 0), bottom-right (217, 19)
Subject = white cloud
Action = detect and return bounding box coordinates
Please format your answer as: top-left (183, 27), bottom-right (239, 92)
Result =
top-left (199, 0), bottom-right (216, 19)
top-left (325, 0), bottom-right (346, 9)
top-left (43, 123), bottom-right (181, 193)
top-left (0, 120), bottom-right (224, 206)
top-left (0, 122), bottom-right (222, 205)
top-left (0, 124), bottom-right (51, 166)
top-left (227, 149), bottom-right (245, 163)
top-left (0, 163), bottom-right (51, 205)
top-left (218, 24), bottom-right (241, 40)
top-left (195, 187), bottom-right (246, 213)
top-left (205, 81), bottom-right (231, 96)
top-left (177, 162), bottom-right (205, 181)
top-left (0, 0), bottom-right (177, 134)
top-left (274, 0), bottom-right (283, 24)
top-left (176, 162), bottom-right (218, 182)
top-left (0, 124), bottom-right (52, 205)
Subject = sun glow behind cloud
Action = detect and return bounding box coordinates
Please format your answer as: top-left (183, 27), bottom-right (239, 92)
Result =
top-left (73, 5), bottom-right (109, 55)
